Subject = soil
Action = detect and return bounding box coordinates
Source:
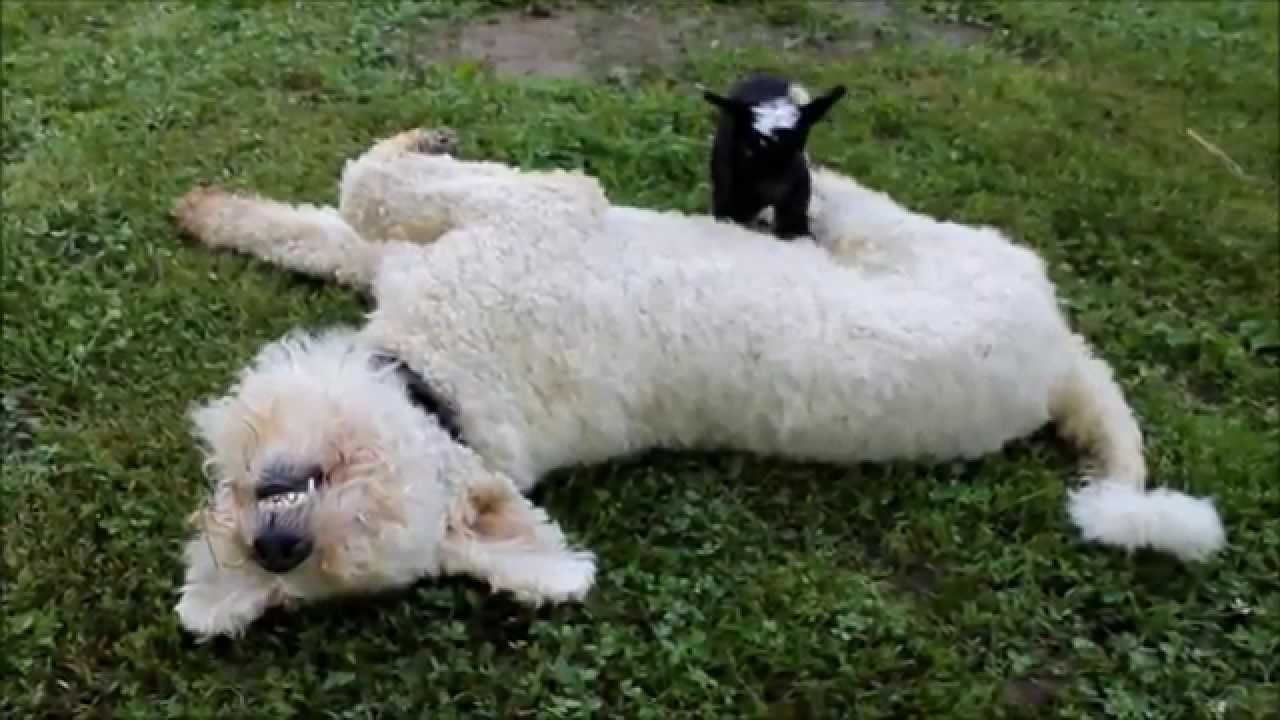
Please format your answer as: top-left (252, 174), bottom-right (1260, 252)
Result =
top-left (417, 1), bottom-right (990, 82)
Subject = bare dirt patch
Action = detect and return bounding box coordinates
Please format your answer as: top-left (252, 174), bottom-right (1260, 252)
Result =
top-left (891, 562), bottom-right (941, 597)
top-left (417, 1), bottom-right (990, 83)
top-left (1001, 661), bottom-right (1074, 712)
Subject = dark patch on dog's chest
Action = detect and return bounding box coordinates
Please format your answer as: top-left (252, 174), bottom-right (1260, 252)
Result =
top-left (371, 352), bottom-right (467, 445)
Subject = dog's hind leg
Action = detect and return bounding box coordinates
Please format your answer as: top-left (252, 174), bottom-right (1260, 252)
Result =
top-left (173, 187), bottom-right (379, 290)
top-left (363, 127), bottom-right (460, 161)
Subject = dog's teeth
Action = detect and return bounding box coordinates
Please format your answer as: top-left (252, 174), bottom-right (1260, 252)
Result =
top-left (257, 490), bottom-right (312, 512)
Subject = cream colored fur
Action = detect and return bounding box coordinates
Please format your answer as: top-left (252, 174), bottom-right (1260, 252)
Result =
top-left (172, 128), bottom-right (1225, 639)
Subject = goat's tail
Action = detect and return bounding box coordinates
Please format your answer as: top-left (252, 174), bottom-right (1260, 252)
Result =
top-left (173, 187), bottom-right (379, 290)
top-left (1052, 335), bottom-right (1226, 561)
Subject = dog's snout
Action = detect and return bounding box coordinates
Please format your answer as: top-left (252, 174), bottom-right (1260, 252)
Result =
top-left (252, 527), bottom-right (312, 574)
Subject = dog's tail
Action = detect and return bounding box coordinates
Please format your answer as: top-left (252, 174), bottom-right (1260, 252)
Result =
top-left (1051, 335), bottom-right (1225, 562)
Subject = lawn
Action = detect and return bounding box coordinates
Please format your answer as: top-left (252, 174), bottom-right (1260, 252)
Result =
top-left (2, 0), bottom-right (1277, 717)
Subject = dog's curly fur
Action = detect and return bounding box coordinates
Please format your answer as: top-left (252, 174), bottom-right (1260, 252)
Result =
top-left (172, 128), bottom-right (1226, 639)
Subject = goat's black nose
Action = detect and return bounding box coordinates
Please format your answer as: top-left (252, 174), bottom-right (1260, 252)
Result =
top-left (252, 528), bottom-right (312, 574)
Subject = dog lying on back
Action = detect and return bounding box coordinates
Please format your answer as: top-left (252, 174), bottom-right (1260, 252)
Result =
top-left (704, 73), bottom-right (846, 239)
top-left (170, 127), bottom-right (1226, 639)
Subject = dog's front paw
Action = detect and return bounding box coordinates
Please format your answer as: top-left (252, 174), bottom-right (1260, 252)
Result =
top-left (499, 551), bottom-right (597, 607)
top-left (175, 581), bottom-right (272, 641)
top-left (536, 551), bottom-right (597, 604)
top-left (176, 596), bottom-right (237, 642)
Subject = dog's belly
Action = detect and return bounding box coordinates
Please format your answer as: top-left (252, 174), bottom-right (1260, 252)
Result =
top-left (368, 206), bottom-right (1070, 484)
top-left (617, 275), bottom-right (1059, 466)
top-left (593, 210), bottom-right (1063, 461)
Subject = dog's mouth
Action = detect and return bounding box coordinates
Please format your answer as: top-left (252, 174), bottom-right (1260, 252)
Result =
top-left (255, 463), bottom-right (325, 512)
top-left (256, 482), bottom-right (316, 512)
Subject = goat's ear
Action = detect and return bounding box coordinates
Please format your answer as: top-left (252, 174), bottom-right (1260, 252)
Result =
top-left (703, 91), bottom-right (749, 116)
top-left (799, 85), bottom-right (847, 126)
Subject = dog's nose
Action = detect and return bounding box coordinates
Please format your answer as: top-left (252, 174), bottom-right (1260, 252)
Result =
top-left (252, 527), bottom-right (312, 574)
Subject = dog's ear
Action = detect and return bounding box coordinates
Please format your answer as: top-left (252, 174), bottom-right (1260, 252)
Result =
top-left (439, 475), bottom-right (596, 605)
top-left (189, 392), bottom-right (269, 488)
top-left (799, 85), bottom-right (847, 127)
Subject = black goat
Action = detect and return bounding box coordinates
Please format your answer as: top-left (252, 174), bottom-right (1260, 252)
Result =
top-left (704, 74), bottom-right (846, 239)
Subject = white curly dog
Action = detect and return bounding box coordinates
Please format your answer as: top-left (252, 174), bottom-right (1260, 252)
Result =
top-left (171, 127), bottom-right (1225, 639)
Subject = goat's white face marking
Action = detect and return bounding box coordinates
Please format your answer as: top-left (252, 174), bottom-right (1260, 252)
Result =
top-left (751, 98), bottom-right (800, 138)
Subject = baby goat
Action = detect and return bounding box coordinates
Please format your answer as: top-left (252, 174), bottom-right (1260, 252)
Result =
top-left (704, 73), bottom-right (846, 239)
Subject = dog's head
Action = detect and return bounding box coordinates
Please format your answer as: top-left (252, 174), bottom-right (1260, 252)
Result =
top-left (176, 329), bottom-right (594, 639)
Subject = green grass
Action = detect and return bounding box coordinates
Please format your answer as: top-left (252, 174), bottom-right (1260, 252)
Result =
top-left (2, 0), bottom-right (1277, 717)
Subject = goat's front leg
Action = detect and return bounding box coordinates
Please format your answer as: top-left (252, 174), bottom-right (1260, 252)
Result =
top-left (713, 177), bottom-right (767, 227)
top-left (710, 157), bottom-right (735, 220)
top-left (772, 170), bottom-right (814, 240)
top-left (173, 188), bottom-right (379, 289)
